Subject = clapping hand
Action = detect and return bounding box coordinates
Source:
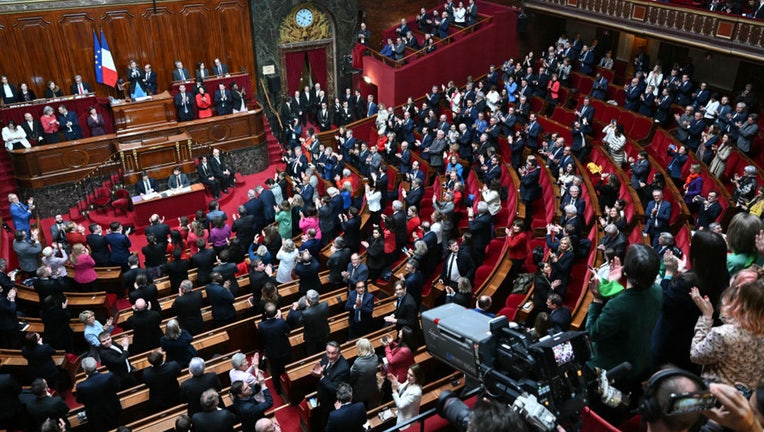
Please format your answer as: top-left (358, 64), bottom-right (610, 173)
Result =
top-left (690, 287), bottom-right (714, 318)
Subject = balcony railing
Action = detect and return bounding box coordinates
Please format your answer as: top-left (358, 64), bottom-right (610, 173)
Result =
top-left (524, 0), bottom-right (764, 61)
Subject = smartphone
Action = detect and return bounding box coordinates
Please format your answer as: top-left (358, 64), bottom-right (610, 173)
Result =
top-left (381, 336), bottom-right (389, 344)
top-left (736, 383), bottom-right (753, 400)
top-left (665, 392), bottom-right (717, 415)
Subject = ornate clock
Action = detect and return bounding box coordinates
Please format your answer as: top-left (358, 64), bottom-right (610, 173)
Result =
top-left (295, 8), bottom-right (314, 27)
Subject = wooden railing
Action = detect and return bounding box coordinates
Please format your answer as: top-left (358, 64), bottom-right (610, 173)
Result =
top-left (524, 0), bottom-right (764, 61)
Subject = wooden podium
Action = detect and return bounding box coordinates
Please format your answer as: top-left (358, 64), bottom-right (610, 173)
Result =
top-left (111, 91), bottom-right (177, 132)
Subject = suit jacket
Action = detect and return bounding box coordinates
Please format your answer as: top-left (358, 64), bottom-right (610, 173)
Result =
top-left (87, 233), bottom-right (111, 266)
top-left (295, 258), bottom-right (321, 294)
top-left (644, 200), bottom-right (672, 232)
top-left (259, 189), bottom-right (276, 224)
top-left (192, 407), bottom-right (237, 432)
top-left (206, 282), bottom-right (236, 322)
top-left (167, 173), bottom-right (190, 189)
top-left (325, 402), bottom-right (368, 432)
top-left (70, 81), bottom-right (92, 95)
top-left (327, 249), bottom-right (351, 285)
top-left (215, 89), bottom-right (234, 115)
top-left (345, 290), bottom-right (374, 336)
top-left (180, 372), bottom-right (223, 415)
top-left (302, 302), bottom-right (330, 347)
top-left (192, 248), bottom-right (217, 284)
top-left (559, 194), bottom-right (586, 217)
top-left (258, 317), bottom-right (292, 360)
top-left (404, 186), bottom-right (424, 209)
top-left (213, 262), bottom-right (240, 296)
top-left (125, 309), bottom-right (162, 354)
top-left (233, 390), bottom-right (274, 432)
top-left (441, 247), bottom-right (476, 282)
top-left (99, 344), bottom-right (134, 385)
top-left (394, 292), bottom-right (419, 332)
top-left (145, 222), bottom-right (171, 246)
top-left (26, 395), bottom-right (70, 430)
top-left (316, 354), bottom-right (351, 405)
top-left (76, 372), bottom-right (122, 431)
top-left (106, 232), bottom-right (132, 265)
top-left (232, 214), bottom-right (256, 246)
top-left (20, 119), bottom-right (44, 142)
top-left (142, 361), bottom-right (181, 409)
top-left (469, 212), bottom-right (493, 255)
top-left (129, 283), bottom-right (161, 312)
top-left (550, 307), bottom-right (572, 332)
top-left (173, 68), bottom-right (191, 81)
top-left (696, 201), bottom-right (722, 230)
top-left (341, 216), bottom-right (362, 252)
top-left (122, 266), bottom-right (150, 293)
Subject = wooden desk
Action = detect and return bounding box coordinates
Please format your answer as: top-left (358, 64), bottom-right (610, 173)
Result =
top-left (131, 183), bottom-right (207, 224)
top-left (111, 91), bottom-right (176, 132)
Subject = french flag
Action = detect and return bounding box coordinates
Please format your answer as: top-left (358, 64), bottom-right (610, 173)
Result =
top-left (93, 31), bottom-right (102, 84)
top-left (98, 31), bottom-right (118, 87)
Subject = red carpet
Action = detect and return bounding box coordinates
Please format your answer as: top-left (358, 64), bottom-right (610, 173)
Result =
top-left (37, 164), bottom-right (285, 264)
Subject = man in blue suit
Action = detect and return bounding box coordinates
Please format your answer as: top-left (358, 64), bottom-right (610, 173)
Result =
top-left (366, 95), bottom-right (378, 117)
top-left (8, 193), bottom-right (33, 236)
top-left (76, 357), bottom-right (122, 432)
top-left (257, 184), bottom-right (276, 225)
top-left (643, 190), bottom-right (672, 247)
top-left (258, 302), bottom-right (291, 395)
top-left (345, 281), bottom-right (374, 339)
top-left (325, 383), bottom-right (368, 432)
top-left (167, 166), bottom-right (190, 190)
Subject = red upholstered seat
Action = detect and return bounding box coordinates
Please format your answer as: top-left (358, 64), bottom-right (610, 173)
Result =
top-left (497, 306), bottom-right (516, 321)
top-left (91, 186), bottom-right (112, 210)
top-left (111, 198), bottom-right (130, 216)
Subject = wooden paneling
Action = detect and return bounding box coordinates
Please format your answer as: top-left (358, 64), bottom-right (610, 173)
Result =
top-left (11, 109), bottom-right (265, 188)
top-left (0, 0), bottom-right (256, 101)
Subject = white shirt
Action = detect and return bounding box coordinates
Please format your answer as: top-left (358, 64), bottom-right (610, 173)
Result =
top-left (2, 126), bottom-right (30, 150)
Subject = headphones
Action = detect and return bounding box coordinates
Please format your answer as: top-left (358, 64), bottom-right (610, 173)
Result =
top-left (636, 368), bottom-right (708, 423)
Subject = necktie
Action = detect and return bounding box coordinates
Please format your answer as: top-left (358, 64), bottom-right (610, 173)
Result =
top-left (355, 300), bottom-right (361, 323)
top-left (350, 266), bottom-right (356, 279)
top-left (654, 202), bottom-right (661, 227)
top-left (79, 83), bottom-right (84, 94)
top-left (145, 180), bottom-right (151, 193)
top-left (180, 70), bottom-right (185, 80)
top-left (218, 66), bottom-right (222, 75)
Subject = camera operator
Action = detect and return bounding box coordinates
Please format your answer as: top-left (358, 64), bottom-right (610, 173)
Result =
top-left (701, 383), bottom-right (764, 432)
top-left (468, 397), bottom-right (529, 432)
top-left (636, 368), bottom-right (709, 432)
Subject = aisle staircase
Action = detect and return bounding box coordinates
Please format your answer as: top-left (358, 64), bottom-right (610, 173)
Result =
top-left (264, 118), bottom-right (285, 165)
top-left (0, 150), bottom-right (17, 221)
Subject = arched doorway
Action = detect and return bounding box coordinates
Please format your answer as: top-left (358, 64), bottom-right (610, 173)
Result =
top-left (278, 4), bottom-right (337, 99)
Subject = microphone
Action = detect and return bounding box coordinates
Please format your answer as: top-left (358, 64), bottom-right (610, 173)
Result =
top-left (605, 362), bottom-right (632, 381)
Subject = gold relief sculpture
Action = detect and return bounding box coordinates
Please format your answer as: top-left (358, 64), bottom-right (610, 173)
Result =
top-left (279, 5), bottom-right (331, 44)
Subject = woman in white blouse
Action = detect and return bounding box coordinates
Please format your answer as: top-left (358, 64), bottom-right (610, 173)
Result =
top-left (389, 363), bottom-right (424, 426)
top-left (365, 180), bottom-right (382, 227)
top-left (645, 65), bottom-right (663, 96)
top-left (3, 120), bottom-right (30, 151)
top-left (453, 2), bottom-right (467, 24)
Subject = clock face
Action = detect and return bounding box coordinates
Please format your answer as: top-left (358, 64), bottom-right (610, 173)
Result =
top-left (295, 8), bottom-right (314, 27)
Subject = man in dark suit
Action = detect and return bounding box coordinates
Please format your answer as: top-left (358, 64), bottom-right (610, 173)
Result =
top-left (243, 189), bottom-right (263, 231)
top-left (121, 255), bottom-right (150, 297)
top-left (695, 191), bottom-right (722, 230)
top-left (212, 58), bottom-right (229, 76)
top-left (231, 379), bottom-right (273, 431)
top-left (172, 61), bottom-right (191, 81)
top-left (257, 302), bottom-right (291, 395)
top-left (76, 357), bottom-right (122, 431)
top-left (192, 388), bottom-right (237, 431)
top-left (327, 238), bottom-right (352, 288)
top-left (340, 207), bottom-right (362, 253)
top-left (384, 280), bottom-right (420, 334)
top-left (643, 190), bottom-right (672, 247)
top-left (547, 293), bottom-right (572, 332)
top-left (197, 155), bottom-right (220, 199)
top-left (440, 238), bottom-right (476, 288)
top-left (142, 64), bottom-right (157, 94)
top-left (136, 171), bottom-right (158, 195)
top-left (259, 184), bottom-right (277, 225)
top-left (597, 224), bottom-right (628, 260)
top-left (294, 251), bottom-right (321, 296)
top-left (248, 258), bottom-right (277, 304)
top-left (302, 289), bottom-right (330, 355)
top-left (142, 350), bottom-right (181, 410)
top-left (97, 331), bottom-right (137, 389)
top-left (70, 74), bottom-right (92, 95)
top-left (144, 213), bottom-right (170, 249)
top-left (559, 185), bottom-right (586, 219)
top-left (345, 281), bottom-right (374, 339)
top-left (298, 229), bottom-right (322, 258)
top-left (125, 298), bottom-right (162, 354)
top-left (26, 378), bottom-right (70, 431)
top-left (205, 272), bottom-right (236, 326)
top-left (85, 223), bottom-right (110, 266)
top-left (210, 148), bottom-right (236, 192)
top-left (167, 166), bottom-right (190, 190)
top-left (231, 205), bottom-right (256, 247)
top-left (468, 202), bottom-right (493, 265)
top-left (172, 280), bottom-right (204, 335)
top-left (312, 341), bottom-right (351, 426)
top-left (325, 383), bottom-right (367, 432)
top-left (191, 240), bottom-right (217, 285)
top-left (180, 357), bottom-right (223, 416)
top-left (402, 178), bottom-right (424, 210)
top-left (214, 82), bottom-right (234, 116)
top-left (174, 84), bottom-right (195, 121)
top-left (20, 112), bottom-right (45, 144)
top-left (213, 250), bottom-right (239, 296)
top-left (403, 259), bottom-right (425, 309)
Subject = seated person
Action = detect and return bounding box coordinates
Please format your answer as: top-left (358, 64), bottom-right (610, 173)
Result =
top-left (167, 166), bottom-right (190, 190)
top-left (136, 171), bottom-right (158, 195)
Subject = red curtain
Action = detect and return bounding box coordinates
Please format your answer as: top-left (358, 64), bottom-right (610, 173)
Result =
top-left (305, 48), bottom-right (327, 89)
top-left (284, 51), bottom-right (304, 94)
